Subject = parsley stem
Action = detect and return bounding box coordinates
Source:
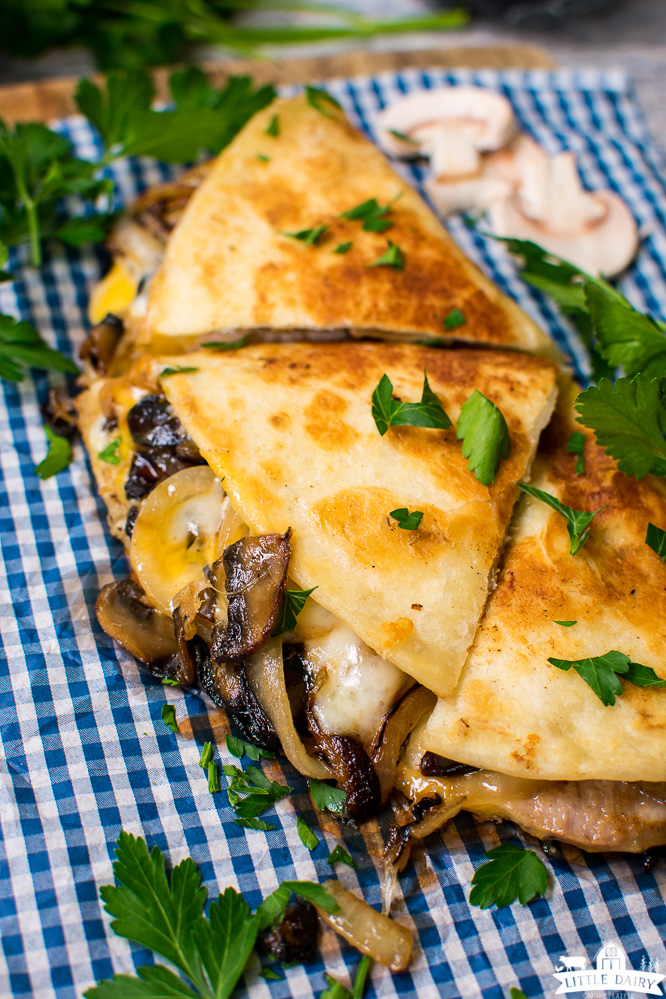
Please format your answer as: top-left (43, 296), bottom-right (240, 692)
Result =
top-left (13, 172), bottom-right (41, 267)
top-left (207, 761), bottom-right (220, 793)
top-left (352, 956), bottom-right (372, 998)
top-left (199, 741), bottom-right (213, 769)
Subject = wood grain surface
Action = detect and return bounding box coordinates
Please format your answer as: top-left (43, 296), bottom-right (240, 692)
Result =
top-left (0, 44), bottom-right (554, 124)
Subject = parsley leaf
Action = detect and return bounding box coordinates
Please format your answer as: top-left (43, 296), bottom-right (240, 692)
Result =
top-left (201, 335), bottom-right (249, 352)
top-left (456, 390), bottom-right (511, 486)
top-left (368, 240), bottom-right (403, 270)
top-left (443, 308), bottom-right (465, 331)
top-left (566, 431), bottom-right (586, 475)
top-left (190, 887), bottom-right (260, 999)
top-left (371, 371), bottom-right (452, 437)
top-left (646, 522), bottom-right (666, 561)
top-left (575, 375), bottom-right (666, 479)
top-left (272, 586), bottom-right (317, 636)
top-left (305, 86), bottom-right (341, 119)
top-left (98, 436), bottom-right (122, 465)
top-left (554, 620), bottom-right (577, 627)
top-left (519, 483), bottom-right (604, 556)
top-left (94, 831), bottom-right (208, 990)
top-left (327, 845), bottom-right (357, 869)
top-left (297, 816), bottom-right (319, 851)
top-left (266, 114), bottom-right (280, 138)
top-left (282, 225), bottom-right (328, 246)
top-left (260, 967), bottom-right (283, 980)
top-left (321, 975), bottom-right (352, 999)
top-left (469, 842), bottom-right (547, 909)
top-left (34, 425), bottom-right (73, 479)
top-left (510, 990), bottom-right (529, 999)
top-left (389, 507), bottom-right (423, 530)
top-left (160, 365), bottom-right (199, 377)
top-left (235, 817), bottom-right (277, 832)
top-left (255, 881), bottom-right (338, 932)
top-left (585, 281), bottom-right (666, 379)
top-left (226, 733), bottom-right (275, 762)
top-left (223, 764), bottom-right (292, 820)
top-left (548, 650), bottom-right (666, 704)
top-left (338, 195), bottom-right (400, 233)
top-left (0, 313), bottom-right (78, 382)
top-left (161, 704), bottom-right (178, 734)
top-left (309, 778), bottom-right (346, 814)
top-left (334, 241), bottom-right (353, 254)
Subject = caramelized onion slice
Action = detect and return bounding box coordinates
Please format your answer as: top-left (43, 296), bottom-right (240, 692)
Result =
top-left (211, 532), bottom-right (291, 662)
top-left (96, 579), bottom-right (178, 666)
top-left (308, 709), bottom-right (381, 822)
top-left (130, 465), bottom-right (227, 615)
top-left (372, 687), bottom-right (436, 804)
top-left (318, 880), bottom-right (413, 972)
top-left (245, 638), bottom-right (332, 780)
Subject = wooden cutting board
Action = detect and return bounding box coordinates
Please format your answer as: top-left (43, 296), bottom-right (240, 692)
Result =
top-left (0, 44), bottom-right (554, 124)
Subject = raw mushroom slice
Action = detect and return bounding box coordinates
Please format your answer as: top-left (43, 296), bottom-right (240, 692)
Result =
top-left (488, 149), bottom-right (638, 277)
top-left (377, 86), bottom-right (517, 183)
top-left (130, 464), bottom-right (228, 615)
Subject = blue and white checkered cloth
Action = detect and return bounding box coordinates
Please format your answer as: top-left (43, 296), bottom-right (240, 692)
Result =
top-left (1, 68), bottom-right (665, 999)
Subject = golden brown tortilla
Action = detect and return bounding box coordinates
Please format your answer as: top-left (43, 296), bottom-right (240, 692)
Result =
top-left (140, 94), bottom-right (557, 357)
top-left (158, 341), bottom-right (558, 694)
top-left (416, 384), bottom-right (666, 781)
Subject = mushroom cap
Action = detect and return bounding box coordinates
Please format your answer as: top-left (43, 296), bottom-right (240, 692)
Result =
top-left (489, 188), bottom-right (639, 278)
top-left (376, 86), bottom-right (517, 160)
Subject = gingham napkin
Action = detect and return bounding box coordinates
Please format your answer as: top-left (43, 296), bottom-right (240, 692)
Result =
top-left (0, 67), bottom-right (665, 999)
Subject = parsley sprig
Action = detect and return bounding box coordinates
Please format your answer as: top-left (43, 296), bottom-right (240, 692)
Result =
top-left (548, 650), bottom-right (666, 705)
top-left (371, 372), bottom-right (452, 437)
top-left (519, 483), bottom-right (605, 556)
top-left (390, 508), bottom-right (423, 530)
top-left (223, 763), bottom-right (292, 825)
top-left (0, 313), bottom-right (78, 382)
top-left (272, 586), bottom-right (317, 636)
top-left (470, 842), bottom-right (548, 909)
top-left (85, 831), bottom-right (338, 999)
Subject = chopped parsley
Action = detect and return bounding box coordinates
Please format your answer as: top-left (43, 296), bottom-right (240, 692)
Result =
top-left (470, 842), bottom-right (548, 909)
top-left (443, 308), bottom-right (465, 331)
top-left (97, 436), bottom-right (122, 465)
top-left (327, 844), bottom-right (357, 869)
top-left (282, 224), bottom-right (328, 246)
top-left (207, 760), bottom-right (220, 793)
top-left (199, 742), bottom-right (213, 769)
top-left (260, 967), bottom-right (283, 980)
top-left (339, 195), bottom-right (401, 233)
top-left (296, 816), bottom-right (319, 851)
top-left (368, 240), bottom-right (403, 270)
top-left (34, 425), bottom-right (73, 480)
top-left (309, 778), bottom-right (346, 814)
top-left (548, 650), bottom-right (666, 705)
top-left (646, 522), bottom-right (666, 561)
top-left (554, 620), bottom-right (577, 628)
top-left (226, 733), bottom-right (275, 761)
top-left (371, 371), bottom-right (452, 437)
top-left (265, 114), bottom-right (279, 137)
top-left (305, 86), bottom-right (341, 119)
top-left (456, 390), bottom-right (511, 486)
top-left (519, 483), bottom-right (605, 556)
top-left (388, 129), bottom-right (419, 145)
top-left (160, 703), bottom-right (178, 734)
top-left (272, 586), bottom-right (317, 636)
top-left (235, 817), bottom-right (277, 832)
top-left (223, 764), bottom-right (292, 821)
top-left (334, 241), bottom-right (353, 254)
top-left (389, 507), bottom-right (423, 530)
top-left (256, 152), bottom-right (270, 162)
top-left (566, 431), bottom-right (586, 475)
top-left (160, 365), bottom-right (198, 377)
top-left (201, 335), bottom-right (249, 351)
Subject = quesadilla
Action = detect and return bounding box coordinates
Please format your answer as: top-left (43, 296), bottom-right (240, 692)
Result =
top-left (394, 386), bottom-right (666, 853)
top-left (84, 93), bottom-right (559, 371)
top-left (78, 340), bottom-right (557, 820)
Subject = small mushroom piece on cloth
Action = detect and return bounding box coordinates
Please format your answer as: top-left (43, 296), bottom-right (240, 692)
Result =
top-left (488, 147), bottom-right (638, 277)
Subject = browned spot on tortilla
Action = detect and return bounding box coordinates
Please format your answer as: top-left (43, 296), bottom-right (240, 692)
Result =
top-left (269, 411), bottom-right (290, 428)
top-left (304, 390), bottom-right (360, 451)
